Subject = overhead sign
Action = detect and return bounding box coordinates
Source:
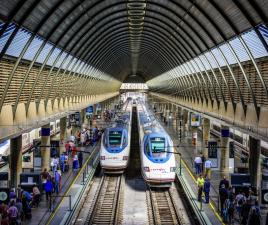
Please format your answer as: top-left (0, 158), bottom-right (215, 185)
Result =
top-left (190, 113), bottom-right (201, 127)
top-left (208, 141), bottom-right (218, 168)
top-left (86, 106), bottom-right (94, 114)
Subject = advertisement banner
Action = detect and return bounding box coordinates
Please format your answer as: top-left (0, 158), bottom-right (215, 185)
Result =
top-left (190, 113), bottom-right (201, 127)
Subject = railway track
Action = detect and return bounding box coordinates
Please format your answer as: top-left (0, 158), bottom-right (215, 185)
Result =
top-left (86, 175), bottom-right (123, 225)
top-left (147, 187), bottom-right (185, 225)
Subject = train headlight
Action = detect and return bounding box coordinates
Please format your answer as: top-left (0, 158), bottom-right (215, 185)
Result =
top-left (100, 156), bottom-right (105, 160)
top-left (123, 156), bottom-right (128, 160)
top-left (170, 167), bottom-right (176, 172)
top-left (144, 167), bottom-right (150, 172)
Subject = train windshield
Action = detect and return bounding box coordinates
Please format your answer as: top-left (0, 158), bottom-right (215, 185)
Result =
top-left (150, 137), bottom-right (166, 158)
top-left (109, 131), bottom-right (122, 146)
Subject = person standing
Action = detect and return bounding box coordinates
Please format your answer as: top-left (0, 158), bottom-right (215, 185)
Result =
top-left (78, 151), bottom-right (83, 168)
top-left (32, 185), bottom-right (41, 207)
top-left (54, 170), bottom-right (61, 194)
top-left (204, 159), bottom-right (212, 179)
top-left (219, 176), bottom-right (230, 190)
top-left (219, 184), bottom-right (228, 216)
top-left (194, 155), bottom-right (202, 175)
top-left (60, 153), bottom-right (66, 173)
top-left (73, 154), bottom-right (79, 170)
top-left (7, 200), bottom-right (18, 225)
top-left (197, 174), bottom-right (205, 202)
top-left (203, 178), bottom-right (211, 203)
top-left (201, 154), bottom-right (205, 174)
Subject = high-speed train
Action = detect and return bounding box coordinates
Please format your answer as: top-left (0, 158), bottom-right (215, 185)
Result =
top-left (100, 100), bottom-right (132, 173)
top-left (137, 101), bottom-right (176, 186)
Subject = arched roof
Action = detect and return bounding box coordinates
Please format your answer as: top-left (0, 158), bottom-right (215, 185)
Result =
top-left (0, 0), bottom-right (268, 119)
top-left (0, 0), bottom-right (267, 81)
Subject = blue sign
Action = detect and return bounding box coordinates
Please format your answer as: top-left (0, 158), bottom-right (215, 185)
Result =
top-left (86, 106), bottom-right (93, 114)
top-left (221, 129), bottom-right (230, 137)
top-left (41, 128), bottom-right (50, 136)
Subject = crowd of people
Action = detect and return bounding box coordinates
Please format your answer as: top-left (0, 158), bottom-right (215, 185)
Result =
top-left (0, 185), bottom-right (41, 224)
top-left (218, 177), bottom-right (261, 225)
top-left (194, 153), bottom-right (262, 225)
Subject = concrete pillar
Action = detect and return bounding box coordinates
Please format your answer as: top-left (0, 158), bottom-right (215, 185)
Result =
top-left (202, 118), bottom-right (210, 158)
top-left (59, 117), bottom-right (67, 154)
top-left (10, 135), bottom-right (22, 188)
top-left (249, 136), bottom-right (261, 189)
top-left (220, 125), bottom-right (230, 178)
top-left (80, 109), bottom-right (86, 125)
top-left (182, 109), bottom-right (188, 132)
top-left (41, 124), bottom-right (51, 172)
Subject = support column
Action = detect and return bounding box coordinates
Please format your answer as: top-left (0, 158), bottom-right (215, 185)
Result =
top-left (41, 124), bottom-right (51, 172)
top-left (202, 118), bottom-right (210, 158)
top-left (59, 117), bottom-right (67, 154)
top-left (182, 109), bottom-right (188, 134)
top-left (10, 135), bottom-right (22, 188)
top-left (220, 125), bottom-right (230, 178)
top-left (249, 136), bottom-right (261, 189)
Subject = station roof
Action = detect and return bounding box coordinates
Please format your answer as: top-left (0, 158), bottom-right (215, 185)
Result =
top-left (1, 0), bottom-right (267, 82)
top-left (0, 0), bottom-right (268, 121)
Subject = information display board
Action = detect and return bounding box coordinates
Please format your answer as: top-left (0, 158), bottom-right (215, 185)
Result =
top-left (208, 141), bottom-right (218, 168)
top-left (190, 113), bottom-right (201, 127)
top-left (86, 106), bottom-right (93, 114)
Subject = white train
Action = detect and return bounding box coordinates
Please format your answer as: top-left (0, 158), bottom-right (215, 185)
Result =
top-left (137, 102), bottom-right (176, 186)
top-left (100, 100), bottom-right (132, 173)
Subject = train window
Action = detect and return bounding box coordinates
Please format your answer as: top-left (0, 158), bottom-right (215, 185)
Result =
top-left (109, 131), bottom-right (122, 146)
top-left (150, 138), bottom-right (165, 157)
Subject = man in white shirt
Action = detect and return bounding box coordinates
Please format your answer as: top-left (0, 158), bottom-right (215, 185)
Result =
top-left (194, 155), bottom-right (202, 175)
top-left (204, 159), bottom-right (212, 179)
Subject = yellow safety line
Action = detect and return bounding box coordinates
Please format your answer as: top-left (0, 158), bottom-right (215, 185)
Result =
top-left (180, 158), bottom-right (225, 225)
top-left (46, 147), bottom-right (98, 225)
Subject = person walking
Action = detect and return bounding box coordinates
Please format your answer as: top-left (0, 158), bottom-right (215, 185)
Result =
top-left (204, 159), bottom-right (212, 179)
top-left (45, 178), bottom-right (53, 201)
top-left (51, 156), bottom-right (59, 175)
top-left (241, 200), bottom-right (251, 225)
top-left (194, 155), bottom-right (202, 175)
top-left (41, 168), bottom-right (50, 190)
top-left (203, 178), bottom-right (211, 203)
top-left (235, 191), bottom-right (246, 221)
top-left (197, 174), bottom-right (205, 202)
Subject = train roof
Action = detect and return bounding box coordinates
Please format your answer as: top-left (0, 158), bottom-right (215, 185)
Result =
top-left (138, 105), bottom-right (166, 134)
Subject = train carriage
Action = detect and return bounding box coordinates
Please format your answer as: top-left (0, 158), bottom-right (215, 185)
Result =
top-left (137, 102), bottom-right (176, 187)
top-left (100, 100), bottom-right (132, 173)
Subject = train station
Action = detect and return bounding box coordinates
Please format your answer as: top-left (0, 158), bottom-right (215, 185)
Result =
top-left (0, 0), bottom-right (267, 224)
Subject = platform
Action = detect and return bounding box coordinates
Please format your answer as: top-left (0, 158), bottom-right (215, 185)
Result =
top-left (158, 118), bottom-right (225, 225)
